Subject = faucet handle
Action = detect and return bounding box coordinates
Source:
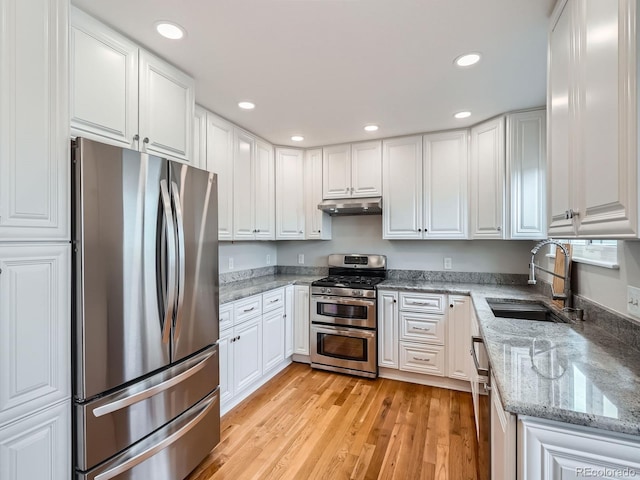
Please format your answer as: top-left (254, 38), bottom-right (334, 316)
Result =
top-left (528, 279), bottom-right (537, 285)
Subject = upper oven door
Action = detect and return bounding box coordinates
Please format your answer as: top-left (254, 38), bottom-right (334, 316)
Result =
top-left (311, 295), bottom-right (376, 328)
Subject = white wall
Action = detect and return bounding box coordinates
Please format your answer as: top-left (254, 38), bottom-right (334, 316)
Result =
top-left (276, 216), bottom-right (536, 273)
top-left (219, 242), bottom-right (277, 273)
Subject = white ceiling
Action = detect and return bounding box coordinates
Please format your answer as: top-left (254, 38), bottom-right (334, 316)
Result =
top-left (72, 0), bottom-right (556, 148)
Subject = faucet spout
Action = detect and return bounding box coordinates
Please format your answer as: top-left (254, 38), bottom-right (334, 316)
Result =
top-left (528, 239), bottom-right (572, 308)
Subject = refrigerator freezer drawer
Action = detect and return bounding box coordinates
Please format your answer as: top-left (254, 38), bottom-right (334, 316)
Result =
top-left (76, 345), bottom-right (219, 471)
top-left (77, 388), bottom-right (220, 480)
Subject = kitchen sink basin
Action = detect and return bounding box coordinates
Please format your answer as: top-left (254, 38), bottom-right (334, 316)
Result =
top-left (487, 300), bottom-right (567, 323)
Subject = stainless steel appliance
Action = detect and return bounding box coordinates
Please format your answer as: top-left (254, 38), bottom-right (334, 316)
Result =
top-left (72, 138), bottom-right (220, 480)
top-left (471, 335), bottom-right (490, 480)
top-left (310, 254), bottom-right (386, 378)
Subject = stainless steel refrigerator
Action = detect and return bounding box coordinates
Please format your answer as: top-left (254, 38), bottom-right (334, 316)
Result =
top-left (72, 138), bottom-right (220, 480)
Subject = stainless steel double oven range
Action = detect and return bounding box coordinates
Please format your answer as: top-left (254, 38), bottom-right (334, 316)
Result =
top-left (310, 254), bottom-right (387, 378)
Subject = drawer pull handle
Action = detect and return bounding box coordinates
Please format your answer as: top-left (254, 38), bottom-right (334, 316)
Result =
top-left (414, 327), bottom-right (431, 331)
top-left (243, 307), bottom-right (255, 312)
top-left (413, 357), bottom-right (431, 362)
top-left (411, 301), bottom-right (435, 306)
top-left (269, 299), bottom-right (280, 303)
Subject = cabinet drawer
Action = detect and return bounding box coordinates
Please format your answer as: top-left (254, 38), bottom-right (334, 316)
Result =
top-left (262, 288), bottom-right (285, 313)
top-left (399, 292), bottom-right (445, 313)
top-left (234, 295), bottom-right (262, 324)
top-left (399, 312), bottom-right (445, 345)
top-left (399, 342), bottom-right (445, 376)
top-left (219, 303), bottom-right (233, 331)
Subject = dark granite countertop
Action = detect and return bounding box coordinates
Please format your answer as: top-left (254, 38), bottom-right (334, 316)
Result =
top-left (378, 280), bottom-right (640, 436)
top-left (219, 275), bottom-right (320, 305)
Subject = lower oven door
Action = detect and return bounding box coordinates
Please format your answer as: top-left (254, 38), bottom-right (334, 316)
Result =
top-left (311, 295), bottom-right (376, 328)
top-left (310, 324), bottom-right (377, 377)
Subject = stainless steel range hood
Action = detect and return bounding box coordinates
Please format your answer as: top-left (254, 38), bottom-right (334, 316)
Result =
top-left (317, 197), bottom-right (382, 216)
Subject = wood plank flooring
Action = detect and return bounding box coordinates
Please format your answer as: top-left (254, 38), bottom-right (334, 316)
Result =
top-left (188, 363), bottom-right (480, 480)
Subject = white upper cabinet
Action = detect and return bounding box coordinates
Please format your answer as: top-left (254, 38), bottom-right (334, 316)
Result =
top-left (192, 105), bottom-right (207, 170)
top-left (322, 144), bottom-right (351, 199)
top-left (507, 109), bottom-right (547, 239)
top-left (470, 117), bottom-right (506, 239)
top-left (254, 140), bottom-right (276, 240)
top-left (0, 0), bottom-right (69, 242)
top-left (322, 141), bottom-right (382, 199)
top-left (548, 0), bottom-right (639, 238)
top-left (305, 149), bottom-right (331, 240)
top-left (423, 131), bottom-right (469, 239)
top-left (276, 148), bottom-right (305, 240)
top-left (206, 112), bottom-right (234, 240)
top-left (70, 8), bottom-right (195, 163)
top-left (382, 136), bottom-right (423, 239)
top-left (232, 130), bottom-right (275, 241)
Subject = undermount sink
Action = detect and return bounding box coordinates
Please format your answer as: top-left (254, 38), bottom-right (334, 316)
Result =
top-left (487, 300), bottom-right (567, 323)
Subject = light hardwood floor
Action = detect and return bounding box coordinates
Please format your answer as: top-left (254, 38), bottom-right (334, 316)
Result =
top-left (188, 363), bottom-right (480, 480)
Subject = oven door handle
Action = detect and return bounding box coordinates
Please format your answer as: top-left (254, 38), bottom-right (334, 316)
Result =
top-left (471, 336), bottom-right (489, 377)
top-left (312, 325), bottom-right (376, 338)
top-left (313, 296), bottom-right (376, 306)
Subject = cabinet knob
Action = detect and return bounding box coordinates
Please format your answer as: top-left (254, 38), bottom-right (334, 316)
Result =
top-left (257, 229), bottom-right (260, 233)
top-left (299, 230), bottom-right (303, 234)
top-left (496, 226), bottom-right (501, 231)
top-left (450, 304), bottom-right (454, 308)
top-left (143, 137), bottom-right (149, 144)
top-left (393, 299), bottom-right (397, 303)
top-left (133, 134), bottom-right (139, 141)
top-left (418, 228), bottom-right (422, 232)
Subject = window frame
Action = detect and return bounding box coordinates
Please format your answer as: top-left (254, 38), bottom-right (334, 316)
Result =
top-left (547, 239), bottom-right (619, 269)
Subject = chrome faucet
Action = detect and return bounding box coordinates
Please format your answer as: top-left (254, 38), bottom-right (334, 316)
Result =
top-left (528, 239), bottom-right (572, 308)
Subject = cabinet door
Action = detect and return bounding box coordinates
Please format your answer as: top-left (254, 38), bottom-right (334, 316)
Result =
top-left (284, 285), bottom-right (294, 357)
top-left (233, 317), bottom-right (262, 394)
top-left (70, 7), bottom-right (138, 151)
top-left (0, 400), bottom-right (70, 480)
top-left (447, 295), bottom-right (470, 381)
top-left (293, 286), bottom-right (310, 356)
top-left (206, 113), bottom-right (234, 240)
top-left (518, 417), bottom-right (640, 480)
top-left (218, 329), bottom-right (233, 407)
top-left (0, 0), bottom-right (69, 241)
top-left (507, 110), bottom-right (547, 239)
top-left (322, 144), bottom-right (351, 199)
top-left (470, 117), bottom-right (506, 239)
top-left (351, 141), bottom-right (382, 198)
top-left (138, 50), bottom-right (194, 162)
top-left (575, 0), bottom-right (637, 238)
top-left (423, 131), bottom-right (469, 239)
top-left (547, 1), bottom-right (577, 238)
top-left (276, 148), bottom-right (305, 240)
top-left (305, 149), bottom-right (332, 240)
top-left (0, 245), bottom-right (70, 427)
top-left (378, 290), bottom-right (399, 369)
top-left (233, 129), bottom-right (256, 240)
top-left (254, 140), bottom-right (275, 240)
top-left (262, 309), bottom-right (285, 373)
top-left (192, 105), bottom-right (208, 170)
top-left (491, 377), bottom-right (516, 480)
top-left (382, 136), bottom-right (423, 239)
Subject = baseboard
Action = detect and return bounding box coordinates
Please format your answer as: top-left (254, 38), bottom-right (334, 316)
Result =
top-left (379, 367), bottom-right (472, 393)
top-left (292, 354), bottom-right (310, 364)
top-left (221, 357), bottom-right (293, 416)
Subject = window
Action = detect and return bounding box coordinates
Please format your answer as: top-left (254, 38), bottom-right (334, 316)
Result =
top-left (550, 239), bottom-right (619, 269)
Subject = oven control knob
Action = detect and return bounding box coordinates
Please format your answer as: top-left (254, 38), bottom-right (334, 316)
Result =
top-left (321, 288), bottom-right (327, 293)
top-left (353, 290), bottom-right (363, 296)
top-left (326, 288), bottom-right (332, 294)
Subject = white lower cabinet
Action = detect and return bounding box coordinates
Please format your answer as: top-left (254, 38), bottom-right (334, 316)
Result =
top-left (263, 308), bottom-right (285, 374)
top-left (0, 400), bottom-right (70, 480)
top-left (378, 290), bottom-right (399, 369)
top-left (491, 374), bottom-right (517, 480)
top-left (293, 286), bottom-right (310, 356)
top-left (399, 342), bottom-right (445, 375)
top-left (447, 295), bottom-right (471, 381)
top-left (518, 416), bottom-right (640, 480)
top-left (0, 245), bottom-right (70, 427)
top-left (284, 285), bottom-right (295, 357)
top-left (233, 317), bottom-right (262, 395)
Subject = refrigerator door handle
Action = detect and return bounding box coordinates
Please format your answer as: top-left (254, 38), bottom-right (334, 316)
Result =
top-left (94, 390), bottom-right (219, 480)
top-left (160, 179), bottom-right (177, 344)
top-left (171, 181), bottom-right (186, 341)
top-left (92, 350), bottom-right (215, 418)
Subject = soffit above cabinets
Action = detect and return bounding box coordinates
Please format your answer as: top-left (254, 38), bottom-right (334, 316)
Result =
top-left (71, 0), bottom-right (555, 147)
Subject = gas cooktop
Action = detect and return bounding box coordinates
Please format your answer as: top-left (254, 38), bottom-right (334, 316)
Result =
top-left (311, 275), bottom-right (385, 289)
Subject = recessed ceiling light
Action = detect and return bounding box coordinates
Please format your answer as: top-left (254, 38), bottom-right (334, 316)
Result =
top-left (455, 53), bottom-right (481, 67)
top-left (454, 111), bottom-right (472, 119)
top-left (238, 101), bottom-right (255, 110)
top-left (364, 125), bottom-right (379, 132)
top-left (155, 22), bottom-right (185, 40)
top-left (291, 135), bottom-right (304, 142)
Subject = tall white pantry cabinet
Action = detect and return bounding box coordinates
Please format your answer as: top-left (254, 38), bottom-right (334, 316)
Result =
top-left (0, 0), bottom-right (71, 479)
